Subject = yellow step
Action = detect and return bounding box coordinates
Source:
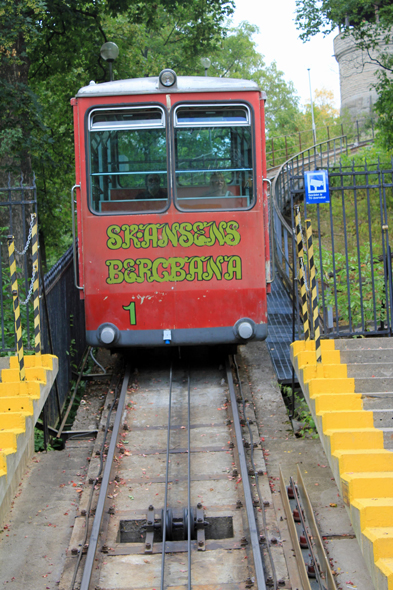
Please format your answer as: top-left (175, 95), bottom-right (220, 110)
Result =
top-left (320, 410), bottom-right (374, 430)
top-left (308, 378), bottom-right (355, 397)
top-left (314, 393), bottom-right (363, 413)
top-left (376, 558), bottom-right (393, 590)
top-left (342, 472), bottom-right (393, 502)
top-left (291, 340), bottom-right (336, 355)
top-left (0, 412), bottom-right (25, 432)
top-left (0, 431), bottom-right (17, 452)
top-left (352, 498), bottom-right (393, 529)
top-left (9, 354), bottom-right (55, 370)
top-left (303, 364), bottom-right (347, 383)
top-left (333, 449), bottom-right (393, 474)
top-left (0, 381), bottom-right (40, 398)
top-left (1, 367), bottom-right (47, 383)
top-left (0, 397), bottom-right (34, 416)
top-left (326, 428), bottom-right (384, 453)
top-left (0, 451), bottom-right (6, 474)
top-left (363, 527), bottom-right (393, 561)
top-left (296, 349), bottom-right (341, 368)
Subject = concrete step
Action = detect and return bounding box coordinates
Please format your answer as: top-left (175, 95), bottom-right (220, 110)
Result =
top-left (348, 363), bottom-right (393, 379)
top-left (371, 409), bottom-right (393, 429)
top-left (382, 427), bottom-right (393, 449)
top-left (363, 393), bottom-right (393, 410)
top-left (341, 350), bottom-right (393, 364)
top-left (334, 338), bottom-right (393, 351)
top-left (355, 378), bottom-right (393, 394)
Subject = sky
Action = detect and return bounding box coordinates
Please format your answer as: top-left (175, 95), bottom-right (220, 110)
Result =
top-left (231, 0), bottom-right (341, 109)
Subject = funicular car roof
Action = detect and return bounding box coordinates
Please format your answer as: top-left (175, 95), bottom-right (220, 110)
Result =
top-left (76, 76), bottom-right (263, 98)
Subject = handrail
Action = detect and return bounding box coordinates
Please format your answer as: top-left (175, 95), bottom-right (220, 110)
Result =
top-left (271, 135), bottom-right (348, 236)
top-left (71, 184), bottom-right (83, 291)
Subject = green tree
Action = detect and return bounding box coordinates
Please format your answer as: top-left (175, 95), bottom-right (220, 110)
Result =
top-left (209, 21), bottom-right (302, 137)
top-left (294, 0), bottom-right (393, 148)
top-left (0, 0), bottom-right (234, 266)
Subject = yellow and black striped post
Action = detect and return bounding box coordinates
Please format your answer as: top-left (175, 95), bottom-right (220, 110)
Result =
top-left (295, 206), bottom-right (310, 341)
top-left (305, 219), bottom-right (322, 363)
top-left (7, 236), bottom-right (26, 381)
top-left (31, 213), bottom-right (41, 355)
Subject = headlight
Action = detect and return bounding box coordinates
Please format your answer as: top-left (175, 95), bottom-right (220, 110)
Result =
top-left (159, 69), bottom-right (177, 88)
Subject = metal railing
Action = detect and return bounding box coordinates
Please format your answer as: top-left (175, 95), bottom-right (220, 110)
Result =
top-left (0, 176), bottom-right (86, 425)
top-left (271, 138), bottom-right (393, 338)
top-left (267, 116), bottom-right (375, 169)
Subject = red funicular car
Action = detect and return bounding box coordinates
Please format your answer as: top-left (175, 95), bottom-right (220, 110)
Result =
top-left (71, 69), bottom-right (270, 348)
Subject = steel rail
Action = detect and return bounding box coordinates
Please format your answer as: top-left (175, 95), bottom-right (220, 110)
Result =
top-left (79, 365), bottom-right (131, 590)
top-left (160, 363), bottom-right (174, 590)
top-left (233, 355), bottom-right (277, 590)
top-left (187, 369), bottom-right (192, 590)
top-left (225, 358), bottom-right (267, 590)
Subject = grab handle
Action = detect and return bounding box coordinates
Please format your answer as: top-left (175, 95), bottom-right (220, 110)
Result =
top-left (71, 184), bottom-right (83, 291)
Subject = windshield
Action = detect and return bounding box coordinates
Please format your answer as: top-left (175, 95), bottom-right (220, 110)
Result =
top-left (88, 107), bottom-right (168, 214)
top-left (174, 105), bottom-right (254, 211)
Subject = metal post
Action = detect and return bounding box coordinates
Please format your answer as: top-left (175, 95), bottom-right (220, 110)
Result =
top-left (305, 220), bottom-right (321, 362)
top-left (307, 69), bottom-right (317, 145)
top-left (31, 213), bottom-right (41, 355)
top-left (294, 207), bottom-right (310, 340)
top-left (7, 236), bottom-right (26, 381)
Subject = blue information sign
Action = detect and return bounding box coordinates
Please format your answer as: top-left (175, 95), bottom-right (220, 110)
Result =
top-left (304, 170), bottom-right (330, 204)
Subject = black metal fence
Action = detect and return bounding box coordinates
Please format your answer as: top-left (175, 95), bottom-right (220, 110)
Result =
top-left (271, 142), bottom-right (393, 338)
top-left (267, 115), bottom-right (375, 170)
top-left (0, 175), bottom-right (38, 351)
top-left (42, 246), bottom-right (86, 425)
top-left (0, 176), bottom-right (86, 426)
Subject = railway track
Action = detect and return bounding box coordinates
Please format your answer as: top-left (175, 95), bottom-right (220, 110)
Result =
top-left (60, 349), bottom-right (322, 590)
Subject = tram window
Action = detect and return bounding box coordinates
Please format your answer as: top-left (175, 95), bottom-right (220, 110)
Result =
top-left (88, 107), bottom-right (168, 214)
top-left (174, 105), bottom-right (254, 211)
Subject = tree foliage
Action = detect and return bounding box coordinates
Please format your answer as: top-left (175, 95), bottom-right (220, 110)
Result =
top-left (0, 0), bottom-right (234, 265)
top-left (295, 0), bottom-right (393, 43)
top-left (294, 0), bottom-right (393, 148)
top-left (209, 22), bottom-right (302, 137)
top-left (0, 2), bottom-right (304, 265)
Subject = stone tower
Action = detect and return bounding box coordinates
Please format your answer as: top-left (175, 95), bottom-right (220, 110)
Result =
top-left (333, 32), bottom-right (391, 119)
